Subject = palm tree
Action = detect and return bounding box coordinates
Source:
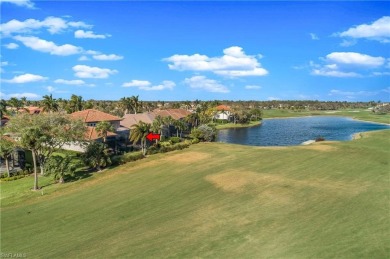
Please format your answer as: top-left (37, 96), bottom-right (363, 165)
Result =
top-left (130, 121), bottom-right (150, 156)
top-left (173, 119), bottom-right (188, 138)
top-left (82, 142), bottom-right (111, 171)
top-left (95, 121), bottom-right (114, 144)
top-left (41, 94), bottom-right (59, 113)
top-left (130, 95), bottom-right (140, 114)
top-left (68, 94), bottom-right (83, 113)
top-left (152, 115), bottom-right (164, 142)
top-left (45, 154), bottom-right (77, 183)
top-left (163, 116), bottom-right (174, 137)
top-left (119, 97), bottom-right (132, 115)
top-left (185, 113), bottom-right (199, 128)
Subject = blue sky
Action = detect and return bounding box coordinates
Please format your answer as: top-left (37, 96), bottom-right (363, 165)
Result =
top-left (1, 1), bottom-right (389, 102)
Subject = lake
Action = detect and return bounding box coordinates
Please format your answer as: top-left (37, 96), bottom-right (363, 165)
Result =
top-left (217, 116), bottom-right (390, 146)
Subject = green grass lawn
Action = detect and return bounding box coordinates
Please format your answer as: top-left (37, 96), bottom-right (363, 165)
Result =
top-left (263, 109), bottom-right (390, 124)
top-left (1, 129), bottom-right (389, 258)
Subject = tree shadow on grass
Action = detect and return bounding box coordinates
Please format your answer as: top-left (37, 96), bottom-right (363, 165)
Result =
top-left (65, 168), bottom-right (94, 183)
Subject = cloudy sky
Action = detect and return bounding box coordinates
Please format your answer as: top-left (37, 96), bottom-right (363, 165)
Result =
top-left (1, 0), bottom-right (389, 101)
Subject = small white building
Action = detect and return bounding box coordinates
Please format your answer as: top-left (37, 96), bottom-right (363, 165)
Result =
top-left (214, 105), bottom-right (232, 121)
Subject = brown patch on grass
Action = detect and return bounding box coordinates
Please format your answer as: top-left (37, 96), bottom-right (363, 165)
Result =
top-left (205, 171), bottom-right (367, 198)
top-left (299, 142), bottom-right (338, 152)
top-left (162, 151), bottom-right (210, 164)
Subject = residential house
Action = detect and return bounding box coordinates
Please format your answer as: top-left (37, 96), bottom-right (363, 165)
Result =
top-left (121, 109), bottom-right (192, 139)
top-left (71, 109), bottom-right (121, 130)
top-left (63, 109), bottom-right (122, 152)
top-left (214, 105), bottom-right (232, 121)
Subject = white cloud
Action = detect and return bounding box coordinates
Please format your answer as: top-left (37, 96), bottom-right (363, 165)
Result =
top-left (311, 69), bottom-right (360, 78)
top-left (184, 76), bottom-right (229, 93)
top-left (122, 80), bottom-right (151, 88)
top-left (245, 85), bottom-right (262, 90)
top-left (0, 0), bottom-right (35, 9)
top-left (54, 79), bottom-right (86, 85)
top-left (78, 55), bottom-right (89, 61)
top-left (164, 46), bottom-right (268, 77)
top-left (3, 73), bottom-right (48, 83)
top-left (0, 16), bottom-right (91, 36)
top-left (310, 33), bottom-right (319, 40)
top-left (122, 80), bottom-right (175, 91)
top-left (310, 52), bottom-right (386, 77)
top-left (74, 30), bottom-right (110, 39)
top-left (326, 52), bottom-right (385, 67)
top-left (3, 42), bottom-right (19, 49)
top-left (6, 92), bottom-right (41, 99)
top-left (72, 65), bottom-right (118, 79)
top-left (337, 16), bottom-right (390, 43)
top-left (14, 35), bottom-right (82, 56)
top-left (93, 54), bottom-right (123, 61)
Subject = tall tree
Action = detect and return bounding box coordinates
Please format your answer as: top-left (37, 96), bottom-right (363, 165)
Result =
top-left (130, 95), bottom-right (140, 114)
top-left (45, 154), bottom-right (78, 183)
top-left (130, 121), bottom-right (150, 156)
top-left (173, 119), bottom-right (187, 138)
top-left (82, 142), bottom-right (111, 172)
top-left (8, 97), bottom-right (22, 114)
top-left (68, 94), bottom-right (83, 113)
top-left (95, 121), bottom-right (114, 144)
top-left (6, 113), bottom-right (86, 181)
top-left (152, 115), bottom-right (164, 142)
top-left (41, 94), bottom-right (59, 113)
top-left (119, 97), bottom-right (132, 115)
top-left (0, 135), bottom-right (15, 177)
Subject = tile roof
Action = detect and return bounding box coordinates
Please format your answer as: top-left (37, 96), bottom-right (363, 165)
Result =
top-left (85, 126), bottom-right (117, 140)
top-left (121, 113), bottom-right (155, 129)
top-left (71, 109), bottom-right (121, 123)
top-left (121, 109), bottom-right (192, 128)
top-left (216, 105), bottom-right (231, 111)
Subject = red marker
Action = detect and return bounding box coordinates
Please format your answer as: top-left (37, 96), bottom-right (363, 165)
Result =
top-left (146, 132), bottom-right (160, 141)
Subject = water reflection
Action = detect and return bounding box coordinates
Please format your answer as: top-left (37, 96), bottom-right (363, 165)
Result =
top-left (217, 116), bottom-right (390, 146)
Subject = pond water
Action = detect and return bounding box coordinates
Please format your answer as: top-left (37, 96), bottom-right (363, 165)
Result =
top-left (217, 116), bottom-right (390, 146)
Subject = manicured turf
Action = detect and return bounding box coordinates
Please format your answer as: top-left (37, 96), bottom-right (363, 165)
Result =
top-left (1, 130), bottom-right (389, 258)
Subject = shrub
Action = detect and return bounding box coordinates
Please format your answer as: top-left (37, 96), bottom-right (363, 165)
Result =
top-left (111, 151), bottom-right (144, 166)
top-left (190, 125), bottom-right (217, 142)
top-left (1, 175), bottom-right (27, 182)
top-left (169, 137), bottom-right (181, 144)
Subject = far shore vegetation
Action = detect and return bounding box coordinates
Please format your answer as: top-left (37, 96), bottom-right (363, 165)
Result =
top-left (1, 96), bottom-right (389, 257)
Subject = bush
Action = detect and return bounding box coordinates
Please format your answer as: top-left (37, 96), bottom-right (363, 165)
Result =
top-left (146, 141), bottom-right (190, 155)
top-left (1, 175), bottom-right (27, 182)
top-left (190, 125), bottom-right (217, 142)
top-left (169, 137), bottom-right (181, 144)
top-left (111, 151), bottom-right (144, 166)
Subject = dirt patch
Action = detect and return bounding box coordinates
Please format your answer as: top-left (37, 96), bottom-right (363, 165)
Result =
top-left (162, 151), bottom-right (210, 164)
